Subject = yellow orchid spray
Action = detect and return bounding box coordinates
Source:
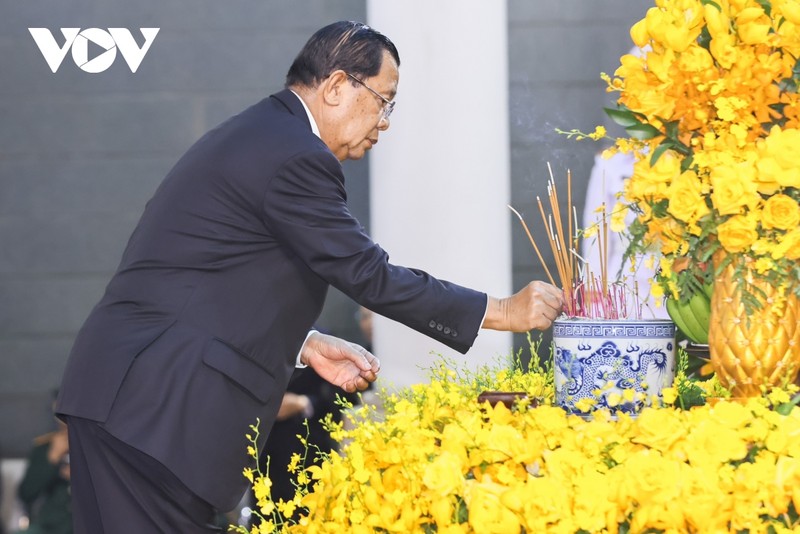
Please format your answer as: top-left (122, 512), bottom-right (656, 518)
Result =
top-left (236, 345), bottom-right (800, 533)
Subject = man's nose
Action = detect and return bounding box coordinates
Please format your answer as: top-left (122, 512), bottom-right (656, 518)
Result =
top-left (378, 116), bottom-right (390, 131)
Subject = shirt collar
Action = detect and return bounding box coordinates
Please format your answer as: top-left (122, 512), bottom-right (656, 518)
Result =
top-left (289, 89), bottom-right (321, 138)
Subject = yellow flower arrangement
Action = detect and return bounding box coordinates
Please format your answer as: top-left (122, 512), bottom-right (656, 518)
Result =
top-left (597, 0), bottom-right (800, 308)
top-left (234, 347), bottom-right (800, 534)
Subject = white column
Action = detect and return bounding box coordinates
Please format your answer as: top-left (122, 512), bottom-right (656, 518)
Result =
top-left (367, 1), bottom-right (512, 388)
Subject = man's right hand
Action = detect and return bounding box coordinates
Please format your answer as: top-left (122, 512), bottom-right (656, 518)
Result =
top-left (482, 281), bottom-right (565, 332)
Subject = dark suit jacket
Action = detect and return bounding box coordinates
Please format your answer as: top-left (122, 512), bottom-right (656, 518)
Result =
top-left (56, 90), bottom-right (487, 511)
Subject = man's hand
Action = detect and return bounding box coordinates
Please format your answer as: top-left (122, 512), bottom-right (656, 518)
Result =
top-left (48, 428), bottom-right (71, 480)
top-left (483, 281), bottom-right (565, 332)
top-left (300, 331), bottom-right (381, 393)
top-left (47, 430), bottom-right (69, 465)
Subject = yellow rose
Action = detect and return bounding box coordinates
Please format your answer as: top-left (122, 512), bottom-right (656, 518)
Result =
top-left (710, 163), bottom-right (760, 215)
top-left (762, 194), bottom-right (800, 230)
top-left (762, 126), bottom-right (800, 175)
top-left (667, 170), bottom-right (710, 226)
top-left (755, 155), bottom-right (783, 195)
top-left (774, 164), bottom-right (800, 190)
top-left (758, 126), bottom-right (800, 191)
top-left (717, 214), bottom-right (758, 253)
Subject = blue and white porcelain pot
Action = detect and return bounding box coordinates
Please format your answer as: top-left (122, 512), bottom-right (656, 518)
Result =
top-left (552, 318), bottom-right (676, 416)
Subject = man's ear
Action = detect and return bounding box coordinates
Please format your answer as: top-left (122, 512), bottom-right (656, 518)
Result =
top-left (321, 70), bottom-right (349, 106)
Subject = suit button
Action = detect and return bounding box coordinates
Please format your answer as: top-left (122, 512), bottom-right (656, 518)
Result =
top-left (429, 320), bottom-right (437, 329)
top-left (436, 323), bottom-right (443, 331)
top-left (451, 330), bottom-right (458, 337)
top-left (443, 327), bottom-right (451, 335)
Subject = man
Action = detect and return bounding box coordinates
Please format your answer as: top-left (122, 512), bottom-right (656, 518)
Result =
top-left (56, 21), bottom-right (564, 532)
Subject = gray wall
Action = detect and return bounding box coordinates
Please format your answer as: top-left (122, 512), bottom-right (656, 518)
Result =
top-left (0, 0), bottom-right (651, 458)
top-left (0, 0), bottom-right (369, 458)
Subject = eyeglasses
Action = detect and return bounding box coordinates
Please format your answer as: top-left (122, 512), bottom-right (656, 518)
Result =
top-left (346, 72), bottom-right (395, 124)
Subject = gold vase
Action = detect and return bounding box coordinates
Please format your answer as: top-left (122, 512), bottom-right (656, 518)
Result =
top-left (708, 254), bottom-right (800, 396)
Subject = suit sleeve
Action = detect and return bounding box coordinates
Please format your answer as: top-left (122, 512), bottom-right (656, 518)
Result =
top-left (261, 149), bottom-right (487, 354)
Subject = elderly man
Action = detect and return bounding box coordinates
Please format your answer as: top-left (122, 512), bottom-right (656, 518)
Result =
top-left (57, 21), bottom-right (564, 532)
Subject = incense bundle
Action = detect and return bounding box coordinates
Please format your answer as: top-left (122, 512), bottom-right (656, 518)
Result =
top-left (509, 165), bottom-right (642, 320)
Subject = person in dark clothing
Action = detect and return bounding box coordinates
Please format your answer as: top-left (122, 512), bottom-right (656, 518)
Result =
top-left (17, 416), bottom-right (72, 534)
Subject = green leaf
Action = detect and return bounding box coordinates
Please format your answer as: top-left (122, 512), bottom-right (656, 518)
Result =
top-left (604, 106), bottom-right (641, 128)
top-left (755, 0), bottom-right (772, 17)
top-left (649, 143), bottom-right (673, 166)
top-left (679, 381), bottom-right (706, 409)
top-left (626, 123), bottom-right (662, 140)
top-left (661, 119), bottom-right (680, 139)
top-left (679, 154), bottom-right (695, 172)
top-left (775, 393), bottom-right (800, 415)
top-left (650, 198), bottom-right (669, 218)
top-left (455, 497), bottom-right (469, 523)
top-left (701, 0), bottom-right (722, 10)
top-left (673, 141), bottom-right (692, 157)
top-left (779, 76), bottom-right (798, 93)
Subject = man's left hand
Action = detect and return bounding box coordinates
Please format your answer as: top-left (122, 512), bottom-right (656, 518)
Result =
top-left (300, 331), bottom-right (380, 392)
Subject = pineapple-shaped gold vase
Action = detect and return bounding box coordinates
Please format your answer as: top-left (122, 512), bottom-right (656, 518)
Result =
top-left (708, 253), bottom-right (800, 396)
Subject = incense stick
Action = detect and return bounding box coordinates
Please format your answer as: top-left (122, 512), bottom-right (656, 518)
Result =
top-left (507, 205), bottom-right (556, 286)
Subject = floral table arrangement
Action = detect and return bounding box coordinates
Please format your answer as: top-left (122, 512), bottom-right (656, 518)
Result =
top-left (233, 346), bottom-right (800, 534)
top-left (578, 0), bottom-right (800, 395)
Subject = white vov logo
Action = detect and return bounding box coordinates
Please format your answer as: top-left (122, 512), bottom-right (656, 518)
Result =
top-left (29, 28), bottom-right (159, 73)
